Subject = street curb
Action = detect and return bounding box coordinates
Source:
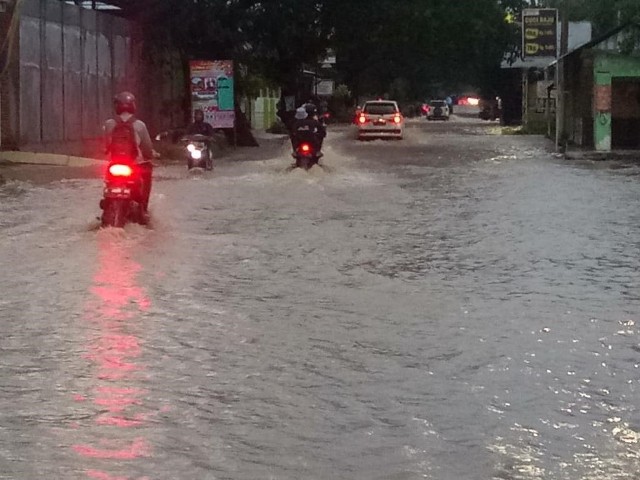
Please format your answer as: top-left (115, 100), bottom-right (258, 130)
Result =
top-left (565, 151), bottom-right (640, 161)
top-left (0, 151), bottom-right (105, 167)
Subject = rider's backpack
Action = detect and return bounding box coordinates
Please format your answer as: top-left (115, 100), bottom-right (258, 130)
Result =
top-left (109, 117), bottom-right (139, 159)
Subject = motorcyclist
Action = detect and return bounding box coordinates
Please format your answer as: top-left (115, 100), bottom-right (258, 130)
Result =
top-left (186, 109), bottom-right (215, 137)
top-left (103, 91), bottom-right (154, 215)
top-left (308, 96), bottom-right (329, 125)
top-left (185, 109), bottom-right (216, 168)
top-left (291, 103), bottom-right (326, 152)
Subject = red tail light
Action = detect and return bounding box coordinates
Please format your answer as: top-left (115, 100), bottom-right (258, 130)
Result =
top-left (108, 164), bottom-right (133, 177)
top-left (300, 143), bottom-right (311, 153)
top-left (358, 115), bottom-right (367, 124)
top-left (394, 115), bottom-right (402, 124)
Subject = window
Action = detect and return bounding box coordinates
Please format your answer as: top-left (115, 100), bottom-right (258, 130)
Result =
top-left (363, 103), bottom-right (398, 115)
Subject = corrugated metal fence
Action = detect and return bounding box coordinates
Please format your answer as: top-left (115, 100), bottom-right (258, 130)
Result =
top-left (19, 0), bottom-right (139, 151)
top-left (1, 0), bottom-right (184, 156)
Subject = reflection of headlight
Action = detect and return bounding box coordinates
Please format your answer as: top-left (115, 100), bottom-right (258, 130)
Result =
top-left (187, 143), bottom-right (196, 152)
top-left (191, 150), bottom-right (202, 160)
top-left (468, 98), bottom-right (480, 106)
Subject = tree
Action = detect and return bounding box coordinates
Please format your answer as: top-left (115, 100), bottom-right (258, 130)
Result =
top-left (140, 0), bottom-right (331, 96)
top-left (325, 0), bottom-right (517, 100)
top-left (540, 0), bottom-right (640, 36)
top-left (140, 1), bottom-right (522, 108)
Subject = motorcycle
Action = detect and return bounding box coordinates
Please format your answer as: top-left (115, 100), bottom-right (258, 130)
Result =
top-left (182, 134), bottom-right (213, 170)
top-left (99, 160), bottom-right (150, 228)
top-left (292, 142), bottom-right (323, 170)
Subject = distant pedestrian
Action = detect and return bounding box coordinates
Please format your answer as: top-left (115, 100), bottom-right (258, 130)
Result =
top-left (446, 95), bottom-right (453, 114)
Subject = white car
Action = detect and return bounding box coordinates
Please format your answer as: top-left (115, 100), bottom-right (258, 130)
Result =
top-left (356, 100), bottom-right (404, 140)
top-left (426, 100), bottom-right (450, 121)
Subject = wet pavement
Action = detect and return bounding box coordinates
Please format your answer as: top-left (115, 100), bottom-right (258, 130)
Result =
top-left (1, 116), bottom-right (640, 480)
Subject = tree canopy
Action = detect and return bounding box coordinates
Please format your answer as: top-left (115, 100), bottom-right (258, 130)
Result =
top-left (138, 1), bottom-right (531, 100)
top-left (323, 0), bottom-right (515, 100)
top-left (536, 0), bottom-right (640, 36)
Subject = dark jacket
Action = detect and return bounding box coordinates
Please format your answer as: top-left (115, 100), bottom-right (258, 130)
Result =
top-left (292, 117), bottom-right (326, 150)
top-left (186, 120), bottom-right (215, 137)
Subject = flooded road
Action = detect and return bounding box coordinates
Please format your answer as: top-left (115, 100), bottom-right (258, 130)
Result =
top-left (1, 117), bottom-right (640, 479)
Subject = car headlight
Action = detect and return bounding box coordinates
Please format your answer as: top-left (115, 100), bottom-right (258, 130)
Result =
top-left (187, 143), bottom-right (196, 152)
top-left (191, 150), bottom-right (202, 160)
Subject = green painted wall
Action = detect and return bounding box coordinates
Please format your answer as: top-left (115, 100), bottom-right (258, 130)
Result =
top-left (593, 53), bottom-right (640, 151)
top-left (595, 53), bottom-right (640, 77)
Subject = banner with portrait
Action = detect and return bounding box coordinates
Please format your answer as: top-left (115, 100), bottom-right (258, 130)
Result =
top-left (189, 60), bottom-right (235, 129)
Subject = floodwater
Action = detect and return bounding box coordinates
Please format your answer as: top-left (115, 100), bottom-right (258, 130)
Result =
top-left (1, 118), bottom-right (640, 480)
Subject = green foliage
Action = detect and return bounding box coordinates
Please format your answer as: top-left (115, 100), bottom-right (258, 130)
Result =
top-left (325, 0), bottom-right (516, 100)
top-left (333, 84), bottom-right (352, 101)
top-left (266, 120), bottom-right (289, 134)
top-left (141, 0), bottom-right (330, 95)
top-left (326, 83), bottom-right (354, 122)
top-left (142, 0), bottom-right (521, 101)
top-left (236, 72), bottom-right (277, 99)
top-left (536, 0), bottom-right (640, 59)
top-left (539, 0), bottom-right (640, 36)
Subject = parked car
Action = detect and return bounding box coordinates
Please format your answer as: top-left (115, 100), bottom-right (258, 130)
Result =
top-left (356, 100), bottom-right (404, 140)
top-left (426, 100), bottom-right (450, 121)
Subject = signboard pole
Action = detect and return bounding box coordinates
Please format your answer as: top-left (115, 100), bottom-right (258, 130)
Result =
top-left (521, 8), bottom-right (560, 147)
top-left (555, 10), bottom-right (562, 152)
top-left (234, 118), bottom-right (237, 148)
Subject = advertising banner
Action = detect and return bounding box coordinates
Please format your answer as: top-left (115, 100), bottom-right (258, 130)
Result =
top-left (522, 9), bottom-right (558, 59)
top-left (190, 60), bottom-right (235, 129)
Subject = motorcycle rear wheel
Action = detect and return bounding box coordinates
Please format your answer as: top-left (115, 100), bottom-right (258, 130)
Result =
top-left (296, 157), bottom-right (313, 170)
top-left (101, 199), bottom-right (128, 228)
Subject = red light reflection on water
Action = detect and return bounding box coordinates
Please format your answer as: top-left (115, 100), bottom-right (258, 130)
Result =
top-left (86, 470), bottom-right (151, 480)
top-left (73, 437), bottom-right (151, 460)
top-left (73, 236), bottom-right (153, 479)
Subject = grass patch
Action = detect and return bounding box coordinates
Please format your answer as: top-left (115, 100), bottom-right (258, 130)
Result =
top-left (501, 126), bottom-right (527, 135)
top-left (498, 125), bottom-right (548, 135)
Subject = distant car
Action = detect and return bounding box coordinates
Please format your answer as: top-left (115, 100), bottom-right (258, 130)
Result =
top-left (426, 100), bottom-right (450, 121)
top-left (356, 100), bottom-right (404, 140)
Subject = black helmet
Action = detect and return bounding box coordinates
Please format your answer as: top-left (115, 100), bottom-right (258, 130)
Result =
top-left (303, 102), bottom-right (317, 116)
top-left (114, 91), bottom-right (137, 115)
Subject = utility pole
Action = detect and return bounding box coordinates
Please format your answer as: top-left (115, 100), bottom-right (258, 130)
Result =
top-left (555, 9), bottom-right (569, 152)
